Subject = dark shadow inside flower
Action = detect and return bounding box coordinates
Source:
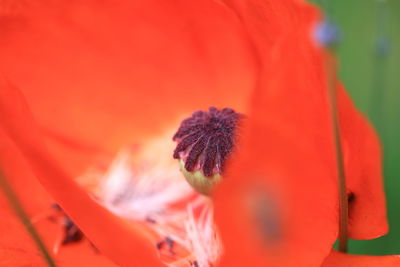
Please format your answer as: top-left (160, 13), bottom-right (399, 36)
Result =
top-left (32, 203), bottom-right (98, 255)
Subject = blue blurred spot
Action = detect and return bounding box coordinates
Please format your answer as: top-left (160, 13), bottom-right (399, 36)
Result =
top-left (314, 20), bottom-right (341, 47)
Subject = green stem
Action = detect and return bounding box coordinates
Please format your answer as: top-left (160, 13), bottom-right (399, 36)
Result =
top-left (0, 171), bottom-right (57, 267)
top-left (326, 54), bottom-right (349, 253)
top-left (319, 0), bottom-right (348, 254)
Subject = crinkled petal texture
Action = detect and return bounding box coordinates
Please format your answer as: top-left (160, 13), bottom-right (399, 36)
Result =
top-left (0, 0), bottom-right (258, 266)
top-left (214, 0), bottom-right (387, 266)
top-left (0, 0), bottom-right (257, 176)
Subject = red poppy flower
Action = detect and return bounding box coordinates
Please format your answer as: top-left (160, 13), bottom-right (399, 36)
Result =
top-left (0, 0), bottom-right (399, 267)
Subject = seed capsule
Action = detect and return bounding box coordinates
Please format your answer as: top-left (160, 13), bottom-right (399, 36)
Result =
top-left (173, 107), bottom-right (242, 194)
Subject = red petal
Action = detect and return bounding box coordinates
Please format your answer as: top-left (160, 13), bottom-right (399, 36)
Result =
top-left (215, 0), bottom-right (387, 266)
top-left (0, 77), bottom-right (164, 266)
top-left (0, 128), bottom-right (52, 265)
top-left (52, 239), bottom-right (117, 267)
top-left (215, 2), bottom-right (336, 266)
top-left (1, 129), bottom-right (117, 266)
top-left (215, 35), bottom-right (338, 267)
top-left (0, 0), bottom-right (257, 175)
top-left (337, 85), bottom-right (388, 239)
top-left (322, 250), bottom-right (400, 266)
top-left (0, 204), bottom-right (117, 267)
top-left (0, 199), bottom-right (46, 267)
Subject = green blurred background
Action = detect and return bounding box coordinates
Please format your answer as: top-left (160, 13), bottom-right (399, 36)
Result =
top-left (310, 0), bottom-right (399, 256)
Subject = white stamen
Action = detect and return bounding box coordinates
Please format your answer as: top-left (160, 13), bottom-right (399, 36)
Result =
top-left (83, 132), bottom-right (222, 266)
top-left (181, 199), bottom-right (222, 267)
top-left (100, 148), bottom-right (193, 222)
